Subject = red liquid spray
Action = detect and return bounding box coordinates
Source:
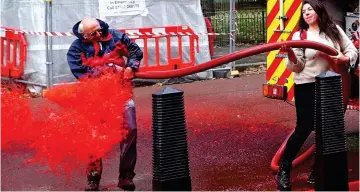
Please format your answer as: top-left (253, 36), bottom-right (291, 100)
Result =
top-left (2, 71), bottom-right (133, 179)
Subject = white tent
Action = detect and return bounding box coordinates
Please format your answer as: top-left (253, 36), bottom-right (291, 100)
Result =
top-left (1, 0), bottom-right (212, 92)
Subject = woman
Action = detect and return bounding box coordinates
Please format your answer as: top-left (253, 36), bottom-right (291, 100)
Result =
top-left (276, 0), bottom-right (358, 190)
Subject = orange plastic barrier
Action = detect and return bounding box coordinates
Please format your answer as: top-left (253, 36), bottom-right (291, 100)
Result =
top-left (120, 26), bottom-right (199, 72)
top-left (1, 27), bottom-right (27, 78)
top-left (0, 25), bottom-right (199, 77)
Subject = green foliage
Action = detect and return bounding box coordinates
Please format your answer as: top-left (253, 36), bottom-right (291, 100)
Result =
top-left (209, 9), bottom-right (267, 45)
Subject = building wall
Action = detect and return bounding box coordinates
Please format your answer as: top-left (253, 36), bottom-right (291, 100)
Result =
top-left (322, 0), bottom-right (345, 27)
top-left (322, 0), bottom-right (359, 28)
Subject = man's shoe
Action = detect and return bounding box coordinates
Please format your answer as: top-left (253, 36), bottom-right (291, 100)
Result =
top-left (85, 181), bottom-right (99, 191)
top-left (118, 177), bottom-right (135, 191)
top-left (85, 170), bottom-right (101, 191)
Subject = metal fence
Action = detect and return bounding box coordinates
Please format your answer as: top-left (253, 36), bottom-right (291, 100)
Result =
top-left (202, 0), bottom-right (266, 46)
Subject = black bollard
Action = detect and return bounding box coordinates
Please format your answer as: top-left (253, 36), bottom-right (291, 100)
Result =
top-left (152, 87), bottom-right (192, 191)
top-left (314, 71), bottom-right (349, 191)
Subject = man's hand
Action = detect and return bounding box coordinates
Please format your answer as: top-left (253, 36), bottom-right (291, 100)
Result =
top-left (280, 45), bottom-right (297, 64)
top-left (106, 55), bottom-right (126, 67)
top-left (124, 67), bottom-right (135, 80)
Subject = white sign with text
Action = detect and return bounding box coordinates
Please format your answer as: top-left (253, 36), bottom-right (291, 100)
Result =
top-left (99, 0), bottom-right (146, 17)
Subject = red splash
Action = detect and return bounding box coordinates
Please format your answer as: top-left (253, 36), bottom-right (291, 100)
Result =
top-left (1, 88), bottom-right (34, 148)
top-left (1, 71), bottom-right (133, 179)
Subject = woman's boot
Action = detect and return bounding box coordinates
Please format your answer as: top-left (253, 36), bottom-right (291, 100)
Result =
top-left (307, 164), bottom-right (315, 184)
top-left (276, 161), bottom-right (292, 191)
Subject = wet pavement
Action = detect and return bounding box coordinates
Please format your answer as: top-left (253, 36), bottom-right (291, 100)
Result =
top-left (1, 73), bottom-right (359, 191)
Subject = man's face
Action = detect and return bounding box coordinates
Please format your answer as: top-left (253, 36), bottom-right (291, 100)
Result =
top-left (83, 21), bottom-right (102, 41)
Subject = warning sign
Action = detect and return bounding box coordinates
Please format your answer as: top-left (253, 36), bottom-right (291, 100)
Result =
top-left (99, 0), bottom-right (146, 17)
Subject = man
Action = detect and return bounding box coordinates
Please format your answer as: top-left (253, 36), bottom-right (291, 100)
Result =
top-left (67, 18), bottom-right (143, 191)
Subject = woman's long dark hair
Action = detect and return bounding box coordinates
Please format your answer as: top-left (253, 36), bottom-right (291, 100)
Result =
top-left (299, 0), bottom-right (341, 44)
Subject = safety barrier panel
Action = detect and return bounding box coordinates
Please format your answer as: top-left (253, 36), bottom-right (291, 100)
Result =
top-left (1, 27), bottom-right (27, 78)
top-left (1, 25), bottom-right (199, 76)
top-left (120, 25), bottom-right (199, 72)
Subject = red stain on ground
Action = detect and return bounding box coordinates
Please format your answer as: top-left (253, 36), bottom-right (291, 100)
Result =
top-left (184, 104), bottom-right (289, 135)
top-left (1, 71), bottom-right (132, 179)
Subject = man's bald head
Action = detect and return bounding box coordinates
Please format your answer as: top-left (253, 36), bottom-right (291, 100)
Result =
top-left (78, 18), bottom-right (103, 40)
top-left (78, 18), bottom-right (100, 34)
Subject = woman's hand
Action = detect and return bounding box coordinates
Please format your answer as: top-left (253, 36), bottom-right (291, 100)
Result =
top-left (316, 51), bottom-right (350, 73)
top-left (329, 51), bottom-right (350, 66)
top-left (317, 51), bottom-right (350, 65)
top-left (280, 45), bottom-right (297, 64)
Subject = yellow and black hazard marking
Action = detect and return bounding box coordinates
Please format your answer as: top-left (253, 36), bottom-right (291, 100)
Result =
top-left (266, 0), bottom-right (303, 101)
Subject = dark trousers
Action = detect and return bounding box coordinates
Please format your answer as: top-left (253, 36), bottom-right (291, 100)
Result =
top-left (282, 83), bottom-right (315, 163)
top-left (282, 79), bottom-right (348, 164)
top-left (87, 99), bottom-right (137, 183)
top-left (119, 99), bottom-right (137, 179)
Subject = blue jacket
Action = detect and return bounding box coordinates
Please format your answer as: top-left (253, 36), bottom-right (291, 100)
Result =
top-left (67, 19), bottom-right (143, 79)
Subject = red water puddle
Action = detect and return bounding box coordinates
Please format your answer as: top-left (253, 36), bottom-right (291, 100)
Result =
top-left (185, 103), bottom-right (290, 136)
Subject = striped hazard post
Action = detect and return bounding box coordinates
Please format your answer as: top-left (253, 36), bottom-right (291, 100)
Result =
top-left (265, 0), bottom-right (303, 101)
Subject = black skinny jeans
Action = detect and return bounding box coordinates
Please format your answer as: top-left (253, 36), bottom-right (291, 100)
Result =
top-left (282, 82), bottom-right (315, 163)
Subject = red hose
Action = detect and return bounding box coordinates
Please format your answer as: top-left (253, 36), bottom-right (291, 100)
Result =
top-left (134, 39), bottom-right (356, 188)
top-left (270, 129), bottom-right (315, 172)
top-left (134, 40), bottom-right (356, 188)
top-left (349, 181), bottom-right (360, 191)
top-left (135, 40), bottom-right (338, 79)
top-left (135, 39), bottom-right (344, 177)
top-left (135, 40), bottom-right (337, 172)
